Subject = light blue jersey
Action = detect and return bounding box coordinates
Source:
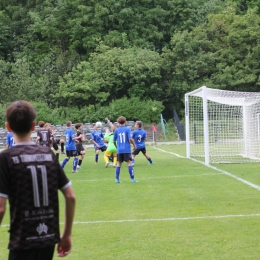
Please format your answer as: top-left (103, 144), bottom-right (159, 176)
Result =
top-left (114, 126), bottom-right (132, 154)
top-left (64, 128), bottom-right (76, 150)
top-left (132, 129), bottom-right (147, 149)
top-left (6, 132), bottom-right (15, 148)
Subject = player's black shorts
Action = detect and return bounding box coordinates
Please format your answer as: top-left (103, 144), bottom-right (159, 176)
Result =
top-left (132, 147), bottom-right (146, 156)
top-left (117, 153), bottom-right (132, 163)
top-left (9, 245), bottom-right (55, 260)
top-left (66, 150), bottom-right (78, 157)
top-left (53, 142), bottom-right (59, 151)
top-left (95, 146), bottom-right (107, 152)
top-left (76, 143), bottom-right (85, 155)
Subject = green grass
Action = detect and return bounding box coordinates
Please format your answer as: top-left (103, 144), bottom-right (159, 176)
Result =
top-left (1, 144), bottom-right (260, 259)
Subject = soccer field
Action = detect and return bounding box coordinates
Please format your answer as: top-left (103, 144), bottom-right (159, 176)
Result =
top-left (1, 144), bottom-right (260, 259)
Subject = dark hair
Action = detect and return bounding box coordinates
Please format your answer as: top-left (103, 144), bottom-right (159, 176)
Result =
top-left (38, 121), bottom-right (45, 127)
top-left (117, 116), bottom-right (126, 125)
top-left (136, 121), bottom-right (142, 128)
top-left (5, 100), bottom-right (36, 135)
top-left (75, 123), bottom-right (82, 129)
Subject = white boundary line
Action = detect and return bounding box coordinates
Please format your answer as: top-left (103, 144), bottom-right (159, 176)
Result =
top-left (1, 213), bottom-right (260, 228)
top-left (154, 147), bottom-right (260, 191)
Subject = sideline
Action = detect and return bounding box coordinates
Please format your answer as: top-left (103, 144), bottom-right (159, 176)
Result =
top-left (153, 147), bottom-right (260, 191)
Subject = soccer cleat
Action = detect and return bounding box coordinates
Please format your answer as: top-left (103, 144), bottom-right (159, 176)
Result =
top-left (95, 162), bottom-right (98, 164)
top-left (61, 152), bottom-right (65, 154)
top-left (72, 170), bottom-right (78, 173)
top-left (113, 164), bottom-right (116, 168)
top-left (115, 179), bottom-right (121, 184)
top-left (105, 162), bottom-right (109, 168)
top-left (77, 165), bottom-right (81, 169)
top-left (150, 162), bottom-right (154, 165)
top-left (131, 179), bottom-right (138, 183)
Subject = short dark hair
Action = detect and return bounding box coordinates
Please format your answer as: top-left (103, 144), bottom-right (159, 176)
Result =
top-left (75, 123), bottom-right (82, 129)
top-left (136, 121), bottom-right (142, 128)
top-left (5, 100), bottom-right (36, 135)
top-left (117, 116), bottom-right (126, 125)
top-left (38, 121), bottom-right (45, 127)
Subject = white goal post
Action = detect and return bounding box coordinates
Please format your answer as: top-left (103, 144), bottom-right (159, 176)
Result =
top-left (185, 86), bottom-right (260, 164)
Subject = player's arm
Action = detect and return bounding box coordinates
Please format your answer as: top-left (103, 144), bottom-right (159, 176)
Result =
top-left (130, 138), bottom-right (136, 150)
top-left (0, 196), bottom-right (7, 225)
top-left (57, 186), bottom-right (76, 257)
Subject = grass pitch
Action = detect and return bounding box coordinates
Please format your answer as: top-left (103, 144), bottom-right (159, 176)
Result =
top-left (1, 144), bottom-right (260, 259)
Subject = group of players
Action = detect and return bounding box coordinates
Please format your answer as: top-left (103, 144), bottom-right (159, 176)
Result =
top-left (0, 100), bottom-right (156, 260)
top-left (6, 116), bottom-right (154, 180)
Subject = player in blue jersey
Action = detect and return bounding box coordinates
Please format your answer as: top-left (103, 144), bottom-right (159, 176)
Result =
top-left (91, 123), bottom-right (107, 164)
top-left (61, 121), bottom-right (81, 173)
top-left (6, 131), bottom-right (15, 148)
top-left (113, 116), bottom-right (137, 183)
top-left (131, 121), bottom-right (154, 166)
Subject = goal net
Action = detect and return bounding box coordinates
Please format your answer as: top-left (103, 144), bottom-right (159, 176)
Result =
top-left (185, 86), bottom-right (260, 164)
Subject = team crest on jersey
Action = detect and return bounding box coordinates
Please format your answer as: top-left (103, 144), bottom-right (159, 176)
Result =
top-left (36, 223), bottom-right (48, 235)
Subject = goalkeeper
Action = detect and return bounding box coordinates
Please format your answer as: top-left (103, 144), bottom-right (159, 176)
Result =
top-left (104, 118), bottom-right (117, 168)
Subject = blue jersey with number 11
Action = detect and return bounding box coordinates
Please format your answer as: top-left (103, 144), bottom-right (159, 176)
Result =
top-left (113, 126), bottom-right (132, 154)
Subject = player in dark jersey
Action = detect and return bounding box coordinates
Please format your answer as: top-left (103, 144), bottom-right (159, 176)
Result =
top-left (35, 121), bottom-right (52, 147)
top-left (75, 123), bottom-right (86, 169)
top-left (0, 100), bottom-right (76, 260)
top-left (113, 116), bottom-right (137, 183)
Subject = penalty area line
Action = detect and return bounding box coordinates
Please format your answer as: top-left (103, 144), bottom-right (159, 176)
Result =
top-left (153, 147), bottom-right (260, 192)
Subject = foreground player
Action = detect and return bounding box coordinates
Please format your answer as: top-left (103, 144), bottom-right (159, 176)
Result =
top-left (131, 121), bottom-right (154, 166)
top-left (113, 116), bottom-right (137, 183)
top-left (0, 100), bottom-right (76, 260)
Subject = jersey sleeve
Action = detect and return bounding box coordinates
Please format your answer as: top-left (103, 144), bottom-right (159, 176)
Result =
top-left (0, 153), bottom-right (11, 197)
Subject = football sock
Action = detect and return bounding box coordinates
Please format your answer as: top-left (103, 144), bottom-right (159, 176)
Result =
top-left (61, 158), bottom-right (69, 168)
top-left (128, 166), bottom-right (134, 179)
top-left (78, 159), bottom-right (82, 166)
top-left (148, 158), bottom-right (152, 163)
top-left (73, 158), bottom-right (78, 171)
top-left (104, 156), bottom-right (109, 163)
top-left (115, 167), bottom-right (120, 180)
top-left (95, 154), bottom-right (98, 163)
top-left (56, 153), bottom-right (59, 160)
top-left (61, 143), bottom-right (64, 152)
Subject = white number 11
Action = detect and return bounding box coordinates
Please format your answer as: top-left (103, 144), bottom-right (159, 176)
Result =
top-left (27, 165), bottom-right (49, 207)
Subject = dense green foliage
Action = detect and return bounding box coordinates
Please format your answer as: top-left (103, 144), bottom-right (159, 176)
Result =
top-left (0, 0), bottom-right (259, 124)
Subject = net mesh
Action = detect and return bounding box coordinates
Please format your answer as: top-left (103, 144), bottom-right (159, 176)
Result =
top-left (186, 87), bottom-right (260, 163)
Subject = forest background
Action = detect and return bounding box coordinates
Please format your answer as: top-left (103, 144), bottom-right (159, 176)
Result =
top-left (0, 0), bottom-right (259, 126)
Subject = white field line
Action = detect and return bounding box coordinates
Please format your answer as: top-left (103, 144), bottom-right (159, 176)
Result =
top-left (154, 147), bottom-right (260, 191)
top-left (1, 213), bottom-right (260, 228)
top-left (72, 173), bottom-right (221, 183)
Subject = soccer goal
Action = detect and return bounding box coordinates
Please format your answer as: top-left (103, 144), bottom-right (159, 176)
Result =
top-left (185, 86), bottom-right (260, 164)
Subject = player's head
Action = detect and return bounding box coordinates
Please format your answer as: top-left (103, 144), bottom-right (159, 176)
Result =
top-left (38, 120), bottom-right (45, 128)
top-left (5, 100), bottom-right (36, 135)
top-left (92, 123), bottom-right (97, 130)
top-left (117, 116), bottom-right (126, 125)
top-left (135, 121), bottom-right (142, 128)
top-left (75, 123), bottom-right (82, 130)
top-left (66, 121), bottom-right (72, 127)
top-left (44, 123), bottom-right (51, 129)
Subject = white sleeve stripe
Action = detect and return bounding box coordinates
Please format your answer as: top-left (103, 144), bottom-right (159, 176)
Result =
top-left (0, 193), bottom-right (8, 198)
top-left (60, 181), bottom-right (72, 191)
